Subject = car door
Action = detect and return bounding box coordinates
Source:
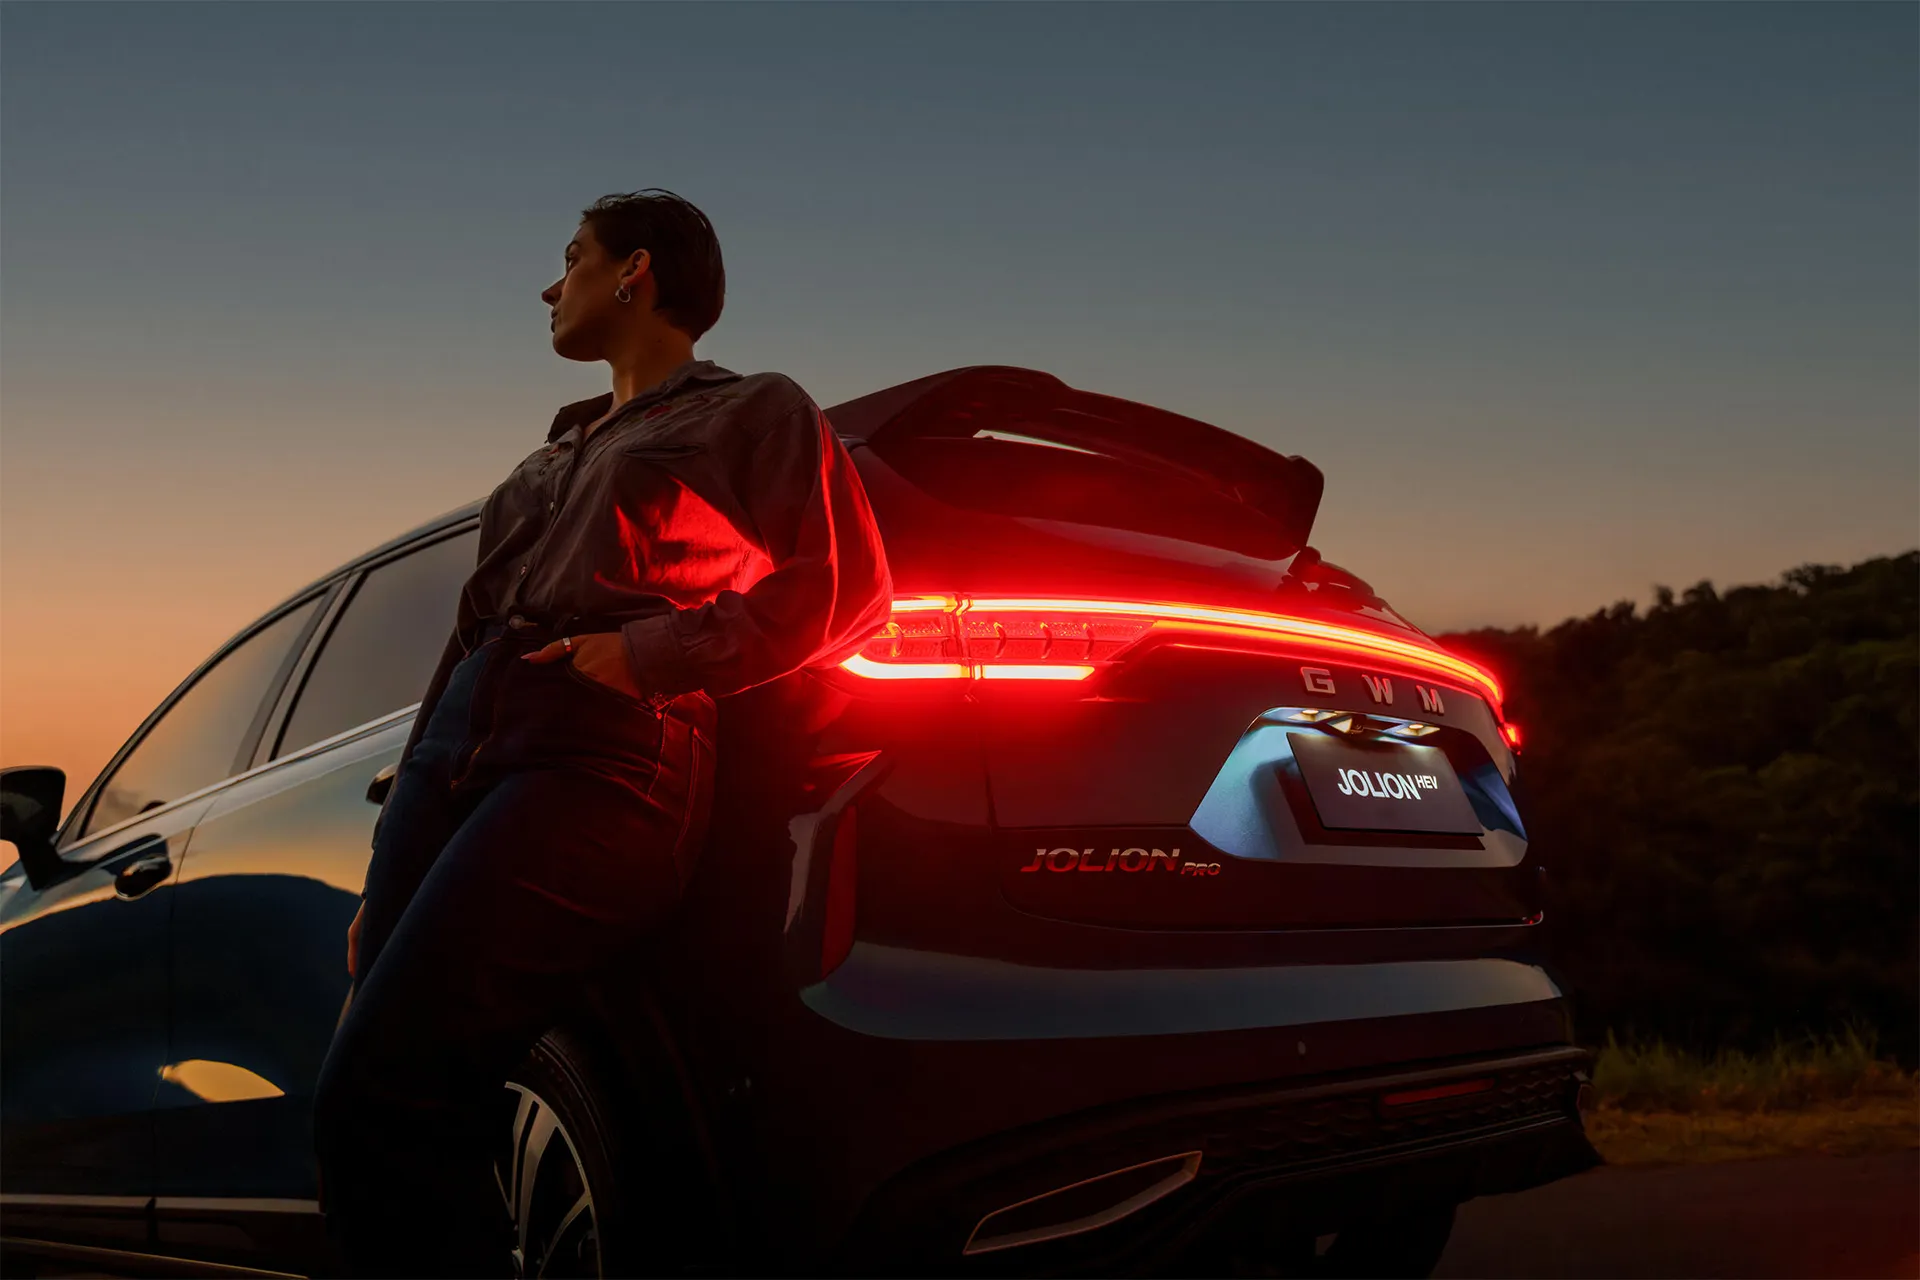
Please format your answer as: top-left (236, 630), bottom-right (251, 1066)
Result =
top-left (151, 526), bottom-right (477, 1274)
top-left (0, 593), bottom-right (327, 1259)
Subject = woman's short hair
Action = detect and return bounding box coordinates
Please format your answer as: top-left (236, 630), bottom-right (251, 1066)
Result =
top-left (581, 189), bottom-right (727, 342)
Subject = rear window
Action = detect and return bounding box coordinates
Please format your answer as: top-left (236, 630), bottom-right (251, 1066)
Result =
top-left (853, 370), bottom-right (1321, 562)
top-left (876, 432), bottom-right (1296, 560)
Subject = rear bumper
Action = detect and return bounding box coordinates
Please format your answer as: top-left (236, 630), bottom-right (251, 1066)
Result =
top-left (801, 944), bottom-right (1563, 1042)
top-left (722, 939), bottom-right (1585, 1267)
top-left (830, 1045), bottom-right (1598, 1275)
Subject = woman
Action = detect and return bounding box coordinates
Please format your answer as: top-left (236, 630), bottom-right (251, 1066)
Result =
top-left (312, 189), bottom-right (893, 1277)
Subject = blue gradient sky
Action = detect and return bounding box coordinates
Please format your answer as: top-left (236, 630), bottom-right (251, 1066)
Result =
top-left (3, 2), bottom-right (1915, 786)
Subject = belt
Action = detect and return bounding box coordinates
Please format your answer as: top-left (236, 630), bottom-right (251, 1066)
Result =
top-left (472, 612), bottom-right (637, 647)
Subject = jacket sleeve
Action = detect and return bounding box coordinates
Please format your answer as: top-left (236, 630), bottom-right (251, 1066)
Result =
top-left (618, 394), bottom-right (894, 700)
top-left (396, 628), bottom-right (464, 773)
top-left (370, 627), bottom-right (463, 854)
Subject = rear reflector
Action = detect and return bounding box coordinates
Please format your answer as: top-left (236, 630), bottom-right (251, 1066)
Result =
top-left (840, 594), bottom-right (1505, 706)
top-left (1380, 1078), bottom-right (1495, 1108)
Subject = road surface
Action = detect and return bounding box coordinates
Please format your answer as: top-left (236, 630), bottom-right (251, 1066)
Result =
top-left (5, 1152), bottom-right (1914, 1277)
top-left (1436, 1150), bottom-right (1919, 1279)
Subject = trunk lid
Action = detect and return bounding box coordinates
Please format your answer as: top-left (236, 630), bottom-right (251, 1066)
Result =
top-left (829, 368), bottom-right (1533, 936)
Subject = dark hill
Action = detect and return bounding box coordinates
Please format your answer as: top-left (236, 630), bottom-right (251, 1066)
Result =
top-left (1440, 552), bottom-right (1919, 1059)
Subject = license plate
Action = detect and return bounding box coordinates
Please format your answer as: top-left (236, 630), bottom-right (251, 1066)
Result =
top-left (1288, 731), bottom-right (1483, 835)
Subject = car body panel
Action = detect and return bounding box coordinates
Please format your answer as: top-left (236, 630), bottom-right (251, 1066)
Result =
top-left (0, 799), bottom-right (214, 1253)
top-left (155, 719), bottom-right (396, 1202)
top-left (0, 365), bottom-right (1589, 1277)
top-left (800, 948), bottom-right (1562, 1042)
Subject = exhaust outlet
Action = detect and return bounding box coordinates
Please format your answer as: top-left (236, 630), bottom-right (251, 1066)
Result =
top-left (962, 1150), bottom-right (1203, 1256)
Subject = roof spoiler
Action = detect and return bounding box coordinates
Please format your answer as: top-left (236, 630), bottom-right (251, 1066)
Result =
top-left (825, 366), bottom-right (1325, 555)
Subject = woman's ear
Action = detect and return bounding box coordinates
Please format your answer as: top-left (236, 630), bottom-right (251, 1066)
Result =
top-left (620, 247), bottom-right (653, 293)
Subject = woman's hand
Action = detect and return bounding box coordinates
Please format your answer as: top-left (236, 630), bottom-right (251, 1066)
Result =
top-left (522, 631), bottom-right (647, 699)
top-left (347, 901), bottom-right (365, 979)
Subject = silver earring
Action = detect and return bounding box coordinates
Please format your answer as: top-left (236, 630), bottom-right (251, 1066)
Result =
top-left (614, 284), bottom-right (633, 304)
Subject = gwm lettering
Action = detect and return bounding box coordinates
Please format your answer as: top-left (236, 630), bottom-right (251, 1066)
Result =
top-left (1302, 668), bottom-right (1454, 721)
top-left (1300, 667), bottom-right (1336, 695)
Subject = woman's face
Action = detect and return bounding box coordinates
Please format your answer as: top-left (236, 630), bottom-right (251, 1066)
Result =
top-left (541, 222), bottom-right (649, 361)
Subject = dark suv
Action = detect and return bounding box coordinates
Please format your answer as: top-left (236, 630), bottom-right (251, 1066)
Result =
top-left (1, 366), bottom-right (1595, 1279)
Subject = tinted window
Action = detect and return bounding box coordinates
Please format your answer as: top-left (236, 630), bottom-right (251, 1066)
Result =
top-left (276, 531), bottom-right (477, 757)
top-left (82, 598), bottom-right (323, 838)
top-left (860, 375), bottom-right (1316, 559)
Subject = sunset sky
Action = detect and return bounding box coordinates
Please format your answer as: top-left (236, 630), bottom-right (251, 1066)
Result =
top-left (3, 3), bottom-right (1914, 799)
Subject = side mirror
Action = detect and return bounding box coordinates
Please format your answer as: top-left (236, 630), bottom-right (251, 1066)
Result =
top-left (1, 766), bottom-right (67, 890)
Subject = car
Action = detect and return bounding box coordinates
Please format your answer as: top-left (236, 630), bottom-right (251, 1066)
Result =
top-left (0, 365), bottom-right (1597, 1279)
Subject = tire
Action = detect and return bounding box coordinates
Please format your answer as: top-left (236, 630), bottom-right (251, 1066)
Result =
top-left (1315, 1202), bottom-right (1458, 1279)
top-left (496, 1026), bottom-right (706, 1279)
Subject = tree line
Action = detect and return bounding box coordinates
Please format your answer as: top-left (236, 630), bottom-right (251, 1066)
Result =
top-left (1441, 551), bottom-right (1918, 1062)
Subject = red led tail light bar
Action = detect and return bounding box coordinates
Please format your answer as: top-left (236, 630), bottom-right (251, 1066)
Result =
top-left (840, 594), bottom-right (1506, 709)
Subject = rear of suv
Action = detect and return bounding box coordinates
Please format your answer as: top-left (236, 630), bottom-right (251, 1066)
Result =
top-left (0, 366), bottom-right (1594, 1279)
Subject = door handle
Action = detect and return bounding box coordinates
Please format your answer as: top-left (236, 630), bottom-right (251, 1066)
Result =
top-left (108, 840), bottom-right (174, 901)
top-left (365, 763), bottom-right (399, 807)
top-left (114, 853), bottom-right (172, 900)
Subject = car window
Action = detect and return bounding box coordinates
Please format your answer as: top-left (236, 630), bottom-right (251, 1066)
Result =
top-left (275, 530), bottom-right (477, 758)
top-left (80, 597), bottom-right (324, 839)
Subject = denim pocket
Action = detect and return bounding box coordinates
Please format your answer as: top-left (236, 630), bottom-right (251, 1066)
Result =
top-left (561, 657), bottom-right (666, 714)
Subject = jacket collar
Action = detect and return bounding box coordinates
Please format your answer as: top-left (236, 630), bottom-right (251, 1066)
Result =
top-left (545, 359), bottom-right (740, 442)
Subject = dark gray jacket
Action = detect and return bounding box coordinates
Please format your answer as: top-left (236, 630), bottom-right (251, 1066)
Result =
top-left (395, 359), bottom-right (893, 775)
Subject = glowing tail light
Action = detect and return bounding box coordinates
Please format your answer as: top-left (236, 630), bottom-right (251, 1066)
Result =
top-left (840, 594), bottom-right (1505, 709)
top-left (978, 663), bottom-right (1096, 681)
top-left (840, 654), bottom-right (970, 680)
top-left (1500, 721), bottom-right (1523, 751)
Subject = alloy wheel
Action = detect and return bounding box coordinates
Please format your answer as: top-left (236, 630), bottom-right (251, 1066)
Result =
top-left (494, 1080), bottom-right (602, 1278)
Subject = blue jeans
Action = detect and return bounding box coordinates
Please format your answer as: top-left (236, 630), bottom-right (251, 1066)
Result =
top-left (312, 632), bottom-right (715, 1277)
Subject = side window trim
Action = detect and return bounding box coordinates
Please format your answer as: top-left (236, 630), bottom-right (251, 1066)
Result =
top-left (259, 702), bottom-right (420, 774)
top-left (63, 703), bottom-right (422, 857)
top-left (257, 521), bottom-right (478, 767)
top-left (249, 570), bottom-right (362, 772)
top-left (231, 585), bottom-right (343, 781)
top-left (55, 585), bottom-right (339, 851)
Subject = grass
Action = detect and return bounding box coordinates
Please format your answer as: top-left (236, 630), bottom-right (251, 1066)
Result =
top-left (1592, 1026), bottom-right (1909, 1112)
top-left (1584, 1029), bottom-right (1919, 1166)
